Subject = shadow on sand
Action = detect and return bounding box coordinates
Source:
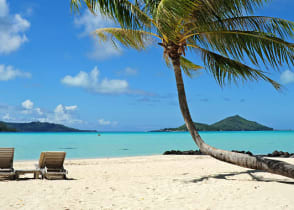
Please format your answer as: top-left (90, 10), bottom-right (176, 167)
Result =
top-left (189, 170), bottom-right (294, 185)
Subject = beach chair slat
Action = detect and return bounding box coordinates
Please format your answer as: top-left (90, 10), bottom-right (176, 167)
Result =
top-left (0, 148), bottom-right (14, 169)
top-left (0, 148), bottom-right (15, 179)
top-left (37, 151), bottom-right (67, 179)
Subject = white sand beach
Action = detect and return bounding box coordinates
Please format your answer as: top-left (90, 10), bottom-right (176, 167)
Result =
top-left (1, 155), bottom-right (294, 210)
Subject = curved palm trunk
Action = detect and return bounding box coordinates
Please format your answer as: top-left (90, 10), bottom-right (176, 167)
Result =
top-left (171, 56), bottom-right (294, 179)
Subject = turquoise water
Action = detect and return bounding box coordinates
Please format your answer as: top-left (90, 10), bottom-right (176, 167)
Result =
top-left (0, 131), bottom-right (293, 160)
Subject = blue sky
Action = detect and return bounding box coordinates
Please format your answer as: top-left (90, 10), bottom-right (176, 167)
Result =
top-left (0, 0), bottom-right (294, 131)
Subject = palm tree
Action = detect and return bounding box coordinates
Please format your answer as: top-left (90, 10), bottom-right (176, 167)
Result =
top-left (71, 0), bottom-right (294, 178)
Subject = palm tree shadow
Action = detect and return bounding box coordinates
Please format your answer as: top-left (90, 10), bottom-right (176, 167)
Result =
top-left (189, 170), bottom-right (294, 185)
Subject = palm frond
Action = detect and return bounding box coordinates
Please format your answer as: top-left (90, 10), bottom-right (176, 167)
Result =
top-left (70, 0), bottom-right (154, 30)
top-left (218, 16), bottom-right (294, 39)
top-left (72, 0), bottom-right (292, 91)
top-left (187, 30), bottom-right (294, 69)
top-left (189, 45), bottom-right (281, 89)
top-left (184, 16), bottom-right (294, 41)
top-left (168, 0), bottom-right (271, 36)
top-left (143, 0), bottom-right (161, 17)
top-left (180, 57), bottom-right (203, 78)
top-left (193, 0), bottom-right (269, 20)
top-left (95, 28), bottom-right (161, 50)
top-left (163, 52), bottom-right (172, 68)
top-left (155, 0), bottom-right (200, 41)
top-left (70, 0), bottom-right (81, 13)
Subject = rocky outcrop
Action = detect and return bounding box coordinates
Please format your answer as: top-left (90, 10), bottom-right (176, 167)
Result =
top-left (163, 150), bottom-right (203, 155)
top-left (163, 150), bottom-right (294, 158)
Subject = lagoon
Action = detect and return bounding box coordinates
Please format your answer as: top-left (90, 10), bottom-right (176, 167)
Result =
top-left (0, 131), bottom-right (293, 160)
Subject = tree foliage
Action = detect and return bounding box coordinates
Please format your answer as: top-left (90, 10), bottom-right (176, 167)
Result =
top-left (70, 0), bottom-right (294, 89)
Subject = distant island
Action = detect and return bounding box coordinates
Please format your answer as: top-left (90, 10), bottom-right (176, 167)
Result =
top-left (0, 121), bottom-right (97, 132)
top-left (151, 115), bottom-right (273, 132)
top-left (0, 122), bottom-right (17, 132)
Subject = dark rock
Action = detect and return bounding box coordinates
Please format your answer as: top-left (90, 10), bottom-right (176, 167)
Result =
top-left (246, 151), bottom-right (253, 156)
top-left (164, 149), bottom-right (293, 158)
top-left (272, 150), bottom-right (279, 157)
top-left (163, 150), bottom-right (202, 155)
top-left (232, 150), bottom-right (254, 156)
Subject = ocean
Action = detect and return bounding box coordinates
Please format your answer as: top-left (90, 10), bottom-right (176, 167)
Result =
top-left (0, 131), bottom-right (293, 160)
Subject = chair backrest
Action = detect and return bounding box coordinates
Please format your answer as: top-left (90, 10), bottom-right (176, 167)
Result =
top-left (0, 148), bottom-right (14, 169)
top-left (38, 151), bottom-right (66, 169)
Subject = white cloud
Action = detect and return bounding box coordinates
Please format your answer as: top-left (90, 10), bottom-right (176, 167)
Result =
top-left (35, 108), bottom-right (43, 115)
top-left (0, 0), bottom-right (30, 54)
top-left (20, 100), bottom-right (45, 116)
top-left (98, 118), bottom-right (111, 125)
top-left (74, 10), bottom-right (120, 60)
top-left (117, 67), bottom-right (138, 76)
top-left (0, 0), bottom-right (8, 17)
top-left (74, 10), bottom-right (111, 36)
top-left (0, 101), bottom-right (82, 125)
top-left (2, 113), bottom-right (10, 121)
top-left (61, 66), bottom-right (129, 94)
top-left (124, 67), bottom-right (137, 76)
top-left (0, 65), bottom-right (31, 81)
top-left (54, 104), bottom-right (71, 122)
top-left (50, 104), bottom-right (82, 124)
top-left (65, 105), bottom-right (78, 111)
top-left (98, 118), bottom-right (118, 126)
top-left (22, 99), bottom-right (34, 109)
top-left (87, 41), bottom-right (121, 60)
top-left (280, 70), bottom-right (294, 84)
top-left (36, 104), bottom-right (82, 125)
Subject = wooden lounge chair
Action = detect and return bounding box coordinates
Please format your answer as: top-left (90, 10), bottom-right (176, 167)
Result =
top-left (37, 151), bottom-right (67, 180)
top-left (0, 148), bottom-right (15, 180)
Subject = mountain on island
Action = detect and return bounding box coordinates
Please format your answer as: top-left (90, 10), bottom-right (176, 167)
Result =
top-left (0, 122), bottom-right (17, 132)
top-left (0, 121), bottom-right (97, 132)
top-left (151, 115), bottom-right (273, 132)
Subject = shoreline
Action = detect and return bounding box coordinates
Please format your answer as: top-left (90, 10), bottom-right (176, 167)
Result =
top-left (14, 148), bottom-right (294, 162)
top-left (13, 154), bottom-right (163, 163)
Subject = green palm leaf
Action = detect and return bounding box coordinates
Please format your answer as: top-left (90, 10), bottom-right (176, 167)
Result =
top-left (95, 28), bottom-right (161, 50)
top-left (187, 30), bottom-right (294, 69)
top-left (71, 0), bottom-right (153, 30)
top-left (218, 16), bottom-right (294, 39)
top-left (184, 16), bottom-right (294, 40)
top-left (71, 0), bottom-right (294, 89)
top-left (191, 0), bottom-right (269, 19)
top-left (191, 45), bottom-right (281, 89)
top-left (180, 57), bottom-right (203, 78)
top-left (155, 0), bottom-right (200, 41)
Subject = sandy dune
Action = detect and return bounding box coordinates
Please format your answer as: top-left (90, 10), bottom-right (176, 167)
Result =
top-left (0, 155), bottom-right (293, 210)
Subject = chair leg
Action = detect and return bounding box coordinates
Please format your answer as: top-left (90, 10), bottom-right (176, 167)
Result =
top-left (12, 174), bottom-right (17, 180)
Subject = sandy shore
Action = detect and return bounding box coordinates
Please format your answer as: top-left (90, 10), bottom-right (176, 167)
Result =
top-left (0, 155), bottom-right (294, 210)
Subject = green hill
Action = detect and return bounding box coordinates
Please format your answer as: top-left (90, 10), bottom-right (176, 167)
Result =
top-left (151, 115), bottom-right (273, 132)
top-left (0, 121), bottom-right (96, 132)
top-left (0, 122), bottom-right (17, 132)
top-left (211, 115), bottom-right (272, 131)
top-left (176, 122), bottom-right (219, 131)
